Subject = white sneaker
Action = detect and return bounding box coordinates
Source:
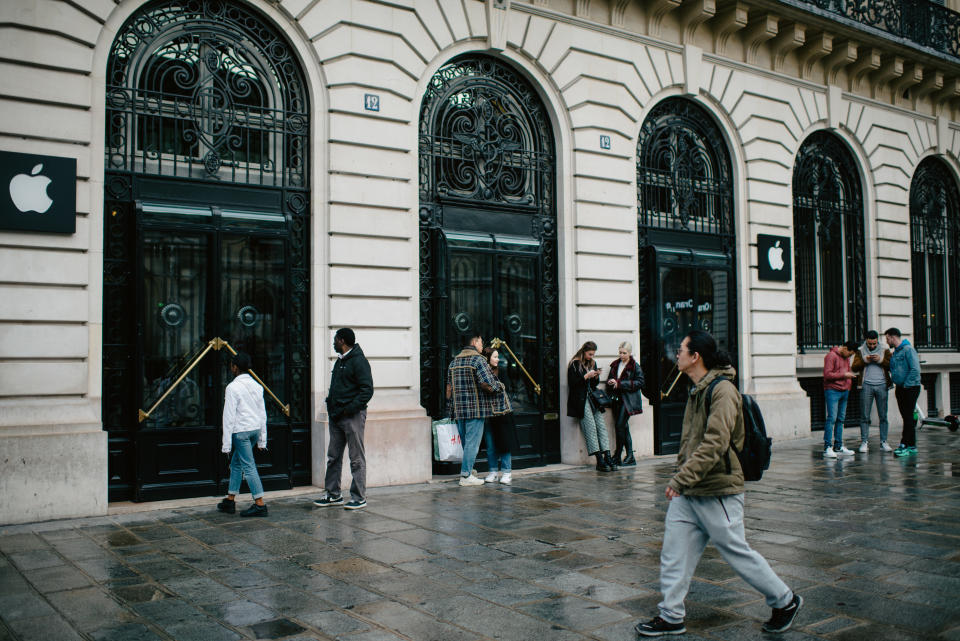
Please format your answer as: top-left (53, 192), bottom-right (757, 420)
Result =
top-left (484, 472), bottom-right (498, 483)
top-left (881, 441), bottom-right (893, 452)
top-left (499, 473), bottom-right (512, 485)
top-left (458, 474), bottom-right (484, 487)
top-left (823, 447), bottom-right (837, 458)
top-left (836, 446), bottom-right (855, 456)
top-left (858, 441), bottom-right (869, 453)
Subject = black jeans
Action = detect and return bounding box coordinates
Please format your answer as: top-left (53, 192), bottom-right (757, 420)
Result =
top-left (613, 403), bottom-right (633, 460)
top-left (894, 385), bottom-right (921, 447)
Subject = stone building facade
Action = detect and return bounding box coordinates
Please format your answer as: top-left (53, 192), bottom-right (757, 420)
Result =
top-left (1, 0), bottom-right (958, 524)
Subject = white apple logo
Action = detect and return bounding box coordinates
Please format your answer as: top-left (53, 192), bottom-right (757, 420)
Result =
top-left (9, 163), bottom-right (53, 214)
top-left (767, 240), bottom-right (784, 271)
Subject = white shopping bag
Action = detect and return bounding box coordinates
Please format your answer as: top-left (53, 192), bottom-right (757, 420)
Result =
top-left (433, 419), bottom-right (463, 462)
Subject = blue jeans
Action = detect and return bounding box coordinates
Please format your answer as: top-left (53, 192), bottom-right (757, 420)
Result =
top-left (457, 418), bottom-right (485, 477)
top-left (484, 423), bottom-right (511, 472)
top-left (228, 430), bottom-right (264, 499)
top-left (823, 388), bottom-right (849, 449)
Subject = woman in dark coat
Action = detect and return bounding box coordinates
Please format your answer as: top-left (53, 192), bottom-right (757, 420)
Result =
top-left (482, 347), bottom-right (518, 484)
top-left (606, 341), bottom-right (645, 466)
top-left (567, 341), bottom-right (617, 472)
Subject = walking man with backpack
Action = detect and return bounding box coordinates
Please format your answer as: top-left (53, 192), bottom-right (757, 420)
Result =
top-left (635, 330), bottom-right (801, 637)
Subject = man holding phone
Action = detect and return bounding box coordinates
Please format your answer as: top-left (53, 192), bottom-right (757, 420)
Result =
top-left (851, 330), bottom-right (892, 453)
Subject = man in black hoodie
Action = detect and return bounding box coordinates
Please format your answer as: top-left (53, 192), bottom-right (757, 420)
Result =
top-left (314, 328), bottom-right (374, 510)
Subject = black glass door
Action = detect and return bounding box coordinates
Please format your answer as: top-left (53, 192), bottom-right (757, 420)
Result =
top-left (135, 210), bottom-right (291, 501)
top-left (652, 250), bottom-right (733, 454)
top-left (446, 233), bottom-right (553, 467)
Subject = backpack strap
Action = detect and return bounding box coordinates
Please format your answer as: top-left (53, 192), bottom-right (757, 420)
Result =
top-left (703, 377), bottom-right (737, 475)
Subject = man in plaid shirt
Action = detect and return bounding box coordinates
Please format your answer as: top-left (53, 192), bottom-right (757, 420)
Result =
top-left (446, 334), bottom-right (504, 487)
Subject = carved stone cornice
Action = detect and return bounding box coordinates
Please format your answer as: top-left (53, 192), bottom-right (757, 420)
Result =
top-left (891, 62), bottom-right (923, 104)
top-left (681, 0), bottom-right (717, 43)
top-left (823, 38), bottom-right (858, 86)
top-left (576, 0), bottom-right (590, 17)
top-left (934, 77), bottom-right (960, 114)
top-left (744, 12), bottom-right (778, 64)
top-left (913, 68), bottom-right (944, 109)
top-left (870, 54), bottom-right (903, 99)
top-left (648, 0), bottom-right (682, 36)
top-left (770, 21), bottom-right (804, 71)
top-left (712, 1), bottom-right (749, 57)
top-left (611, 0), bottom-right (630, 26)
top-left (798, 31), bottom-right (832, 80)
top-left (848, 46), bottom-right (881, 93)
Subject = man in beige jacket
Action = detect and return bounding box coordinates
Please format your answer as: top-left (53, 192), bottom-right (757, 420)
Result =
top-left (635, 330), bottom-right (802, 637)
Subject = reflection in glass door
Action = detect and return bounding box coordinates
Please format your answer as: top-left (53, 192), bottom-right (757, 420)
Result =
top-left (135, 213), bottom-right (292, 501)
top-left (654, 258), bottom-right (733, 454)
top-left (446, 234), bottom-right (548, 466)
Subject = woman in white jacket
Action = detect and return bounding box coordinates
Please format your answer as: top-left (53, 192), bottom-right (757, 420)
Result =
top-left (217, 352), bottom-right (269, 517)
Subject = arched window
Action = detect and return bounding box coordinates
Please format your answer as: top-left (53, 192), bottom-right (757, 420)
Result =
top-left (636, 99), bottom-right (735, 243)
top-left (910, 157), bottom-right (960, 349)
top-left (102, 0), bottom-right (311, 501)
top-left (106, 0), bottom-right (307, 185)
top-left (418, 55), bottom-right (559, 467)
top-left (636, 98), bottom-right (737, 454)
top-left (793, 131), bottom-right (866, 351)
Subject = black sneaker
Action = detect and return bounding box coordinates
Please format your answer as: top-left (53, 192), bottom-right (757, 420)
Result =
top-left (240, 503), bottom-right (268, 518)
top-left (216, 498), bottom-right (235, 514)
top-left (762, 593), bottom-right (803, 633)
top-left (344, 499), bottom-right (367, 510)
top-left (634, 616), bottom-right (685, 637)
top-left (313, 494), bottom-right (343, 507)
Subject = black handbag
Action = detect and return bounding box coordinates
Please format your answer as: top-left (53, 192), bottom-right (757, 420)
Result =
top-left (588, 386), bottom-right (613, 409)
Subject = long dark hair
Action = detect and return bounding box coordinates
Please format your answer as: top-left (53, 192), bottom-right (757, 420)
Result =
top-left (482, 346), bottom-right (500, 377)
top-left (684, 330), bottom-right (732, 370)
top-left (570, 341), bottom-right (598, 368)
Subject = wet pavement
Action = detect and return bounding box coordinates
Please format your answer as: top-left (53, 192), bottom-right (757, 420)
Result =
top-left (2, 428), bottom-right (960, 641)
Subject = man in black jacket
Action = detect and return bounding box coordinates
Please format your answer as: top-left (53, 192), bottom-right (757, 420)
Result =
top-left (314, 328), bottom-right (374, 510)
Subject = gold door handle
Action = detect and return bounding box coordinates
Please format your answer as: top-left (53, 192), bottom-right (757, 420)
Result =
top-left (489, 337), bottom-right (541, 395)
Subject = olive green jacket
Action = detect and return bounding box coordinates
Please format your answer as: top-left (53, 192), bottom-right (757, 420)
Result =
top-left (667, 366), bottom-right (745, 496)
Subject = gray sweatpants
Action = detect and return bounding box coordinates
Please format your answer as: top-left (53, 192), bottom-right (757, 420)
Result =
top-left (325, 409), bottom-right (367, 502)
top-left (658, 493), bottom-right (792, 623)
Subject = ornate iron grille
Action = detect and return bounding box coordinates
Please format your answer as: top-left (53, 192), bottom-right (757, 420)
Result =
top-left (910, 157), bottom-right (960, 349)
top-left (793, 131), bottom-right (866, 352)
top-left (636, 98), bottom-right (737, 396)
top-left (636, 99), bottom-right (735, 246)
top-left (796, 0), bottom-right (960, 58)
top-left (102, 0), bottom-right (310, 499)
top-left (419, 55), bottom-right (558, 419)
top-left (105, 0), bottom-right (308, 186)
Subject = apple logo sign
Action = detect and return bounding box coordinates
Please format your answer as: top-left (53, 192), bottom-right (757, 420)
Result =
top-left (9, 163), bottom-right (53, 214)
top-left (767, 240), bottom-right (784, 271)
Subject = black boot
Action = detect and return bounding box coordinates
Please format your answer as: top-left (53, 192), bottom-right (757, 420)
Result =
top-left (594, 452), bottom-right (612, 472)
top-left (621, 431), bottom-right (636, 466)
top-left (603, 451), bottom-right (619, 470)
top-left (610, 441), bottom-right (623, 467)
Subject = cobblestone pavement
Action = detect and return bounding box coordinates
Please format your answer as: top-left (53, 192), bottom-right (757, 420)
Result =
top-left (2, 428), bottom-right (960, 641)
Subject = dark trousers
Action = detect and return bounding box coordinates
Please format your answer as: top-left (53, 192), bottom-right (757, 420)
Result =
top-left (894, 386), bottom-right (921, 447)
top-left (325, 409), bottom-right (367, 502)
top-left (613, 403), bottom-right (633, 461)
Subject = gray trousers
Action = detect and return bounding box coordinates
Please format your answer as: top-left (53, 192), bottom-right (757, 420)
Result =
top-left (579, 398), bottom-right (609, 454)
top-left (859, 383), bottom-right (889, 442)
top-left (325, 409), bottom-right (366, 502)
top-left (658, 494), bottom-right (791, 623)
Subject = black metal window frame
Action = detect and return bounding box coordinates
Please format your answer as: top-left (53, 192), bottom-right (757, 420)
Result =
top-left (793, 131), bottom-right (867, 352)
top-left (418, 54), bottom-right (558, 419)
top-left (910, 156), bottom-right (960, 350)
top-left (636, 97), bottom-right (739, 385)
top-left (102, 0), bottom-right (310, 499)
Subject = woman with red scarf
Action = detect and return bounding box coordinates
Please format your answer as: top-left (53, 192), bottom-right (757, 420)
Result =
top-left (606, 342), bottom-right (646, 466)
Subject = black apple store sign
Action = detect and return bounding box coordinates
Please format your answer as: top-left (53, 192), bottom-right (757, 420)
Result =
top-left (757, 234), bottom-right (791, 282)
top-left (0, 150), bottom-right (76, 234)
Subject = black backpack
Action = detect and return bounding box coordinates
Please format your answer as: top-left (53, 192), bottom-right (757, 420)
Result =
top-left (704, 378), bottom-right (772, 482)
